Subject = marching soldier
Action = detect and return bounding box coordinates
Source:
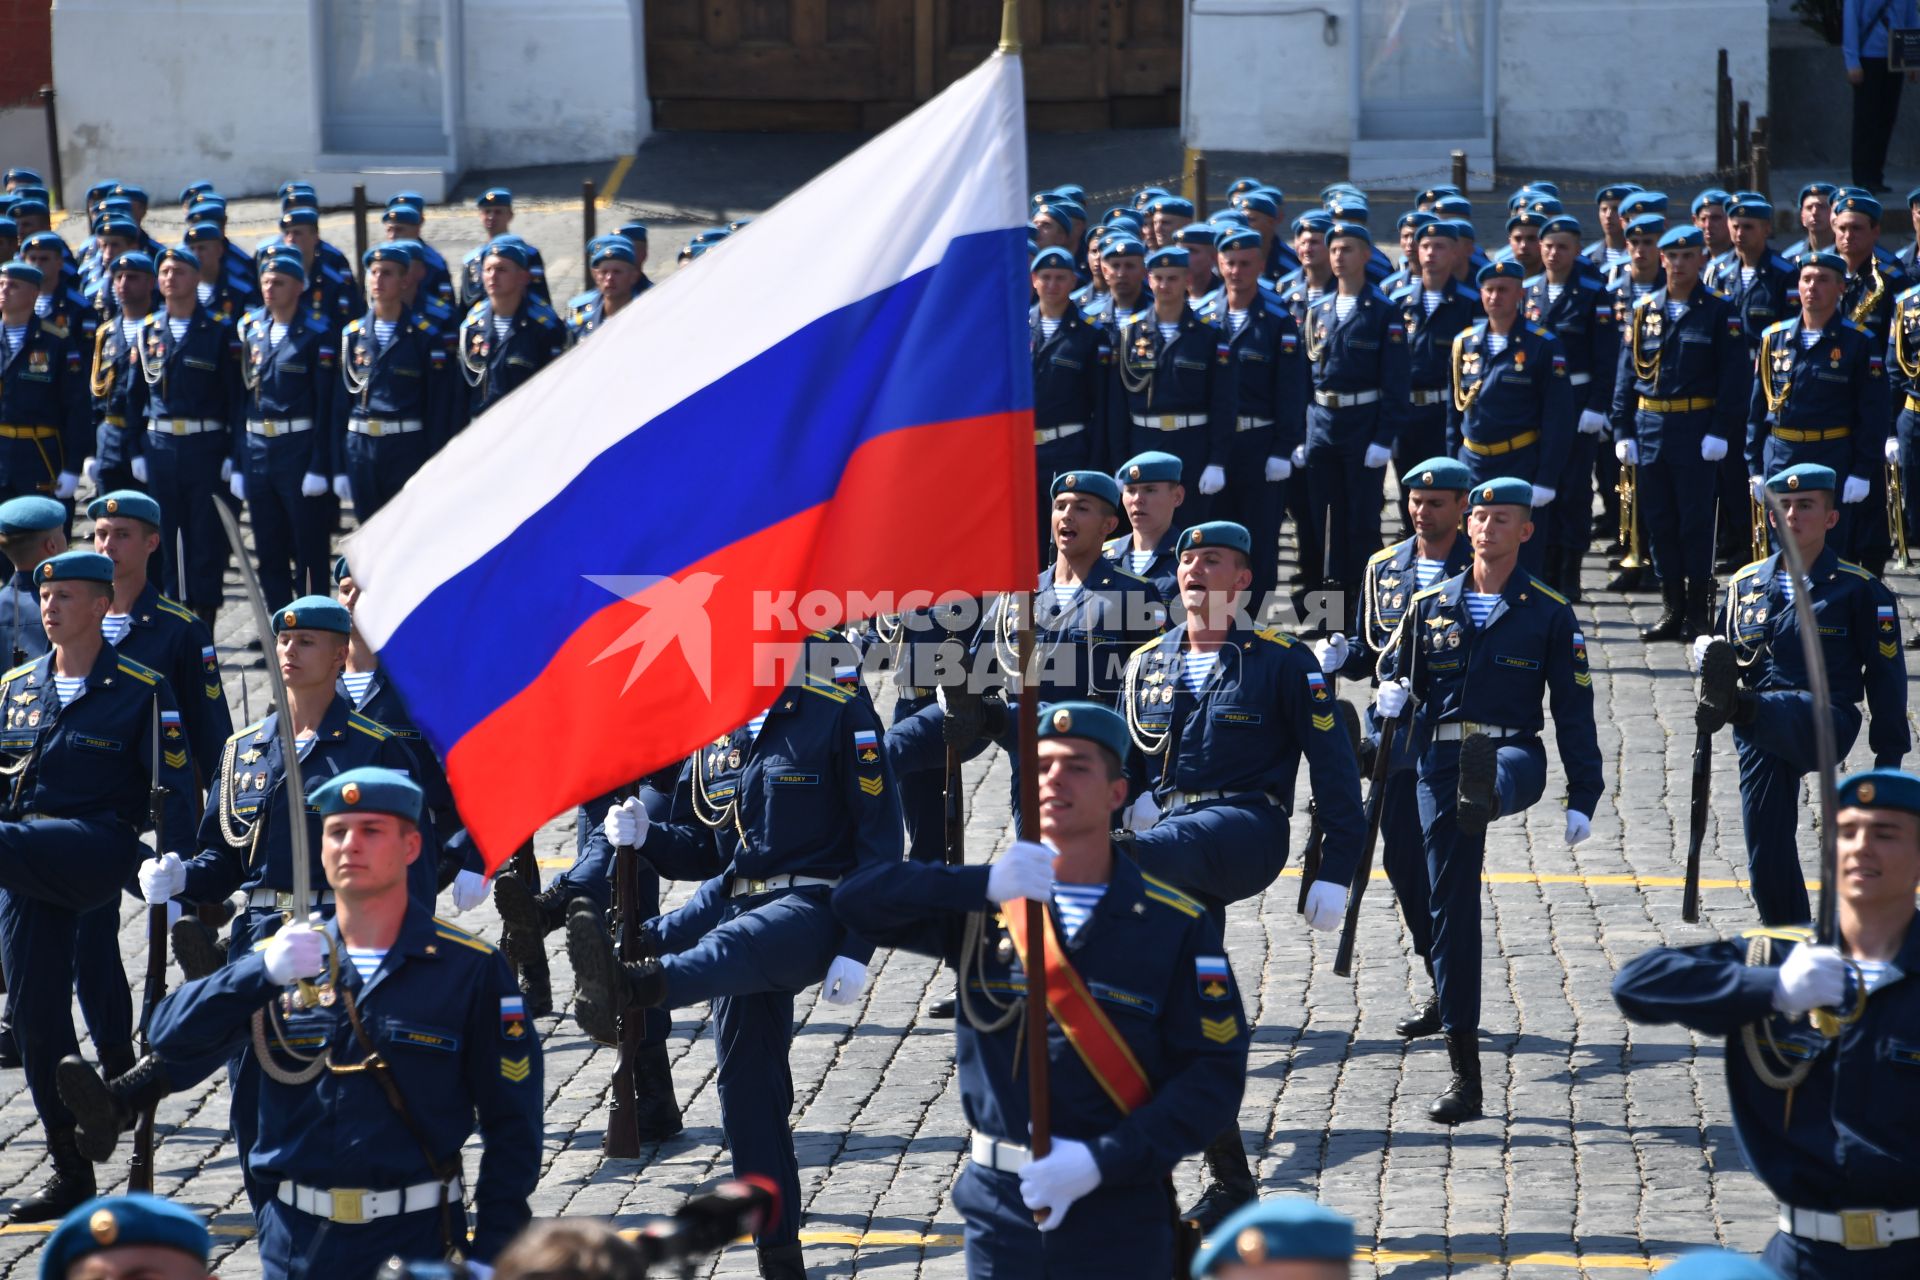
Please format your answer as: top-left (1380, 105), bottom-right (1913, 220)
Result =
top-left (1105, 450), bottom-right (1189, 601)
top-left (460, 188), bottom-right (549, 310)
top-left (1031, 245), bottom-right (1108, 533)
top-left (566, 632), bottom-right (903, 1280)
top-left (1830, 193), bottom-right (1909, 572)
top-left (86, 252), bottom-right (156, 497)
top-left (1711, 197), bottom-right (1802, 567)
top-left (1374, 477), bottom-right (1601, 1124)
top-left (1119, 519), bottom-right (1364, 1228)
top-left (1613, 767), bottom-right (1920, 1278)
top-left (1393, 221), bottom-right (1481, 538)
top-left (1530, 215), bottom-right (1618, 599)
top-left (1446, 260), bottom-right (1575, 576)
top-left (1894, 278), bottom-right (1920, 613)
top-left (0, 550), bottom-right (196, 1222)
top-left (1322, 458), bottom-right (1474, 1034)
top-left (0, 260), bottom-right (88, 506)
top-left (146, 767), bottom-right (541, 1278)
top-left (338, 245), bottom-right (461, 520)
top-left (0, 494), bottom-right (62, 663)
top-left (458, 239), bottom-right (567, 420)
top-left (565, 236), bottom-right (649, 344)
top-left (1610, 226), bottom-right (1749, 641)
top-left (835, 701), bottom-right (1249, 1277)
top-left (1202, 226), bottom-right (1306, 600)
top-left (1693, 464), bottom-right (1907, 926)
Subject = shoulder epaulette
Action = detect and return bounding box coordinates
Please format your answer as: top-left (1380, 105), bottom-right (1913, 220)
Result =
top-left (1731, 558), bottom-right (1769, 580)
top-left (413, 316), bottom-right (432, 332)
top-left (228, 719), bottom-right (266, 744)
top-left (115, 657), bottom-right (159, 685)
top-left (431, 918), bottom-right (497, 954)
top-left (1764, 318), bottom-right (1792, 336)
top-left (1251, 627), bottom-right (1294, 647)
top-left (1103, 535), bottom-right (1128, 555)
top-left (1529, 323), bottom-right (1552, 339)
top-left (1631, 291), bottom-right (1656, 309)
top-left (1898, 281), bottom-right (1920, 302)
top-left (154, 595), bottom-right (196, 623)
top-left (1125, 633), bottom-right (1166, 664)
top-left (566, 288), bottom-right (596, 310)
top-left (1523, 272), bottom-right (1546, 290)
top-left (1367, 543), bottom-right (1399, 565)
top-left (1840, 317), bottom-right (1868, 335)
top-left (798, 675), bottom-right (853, 704)
top-left (1411, 582), bottom-right (1446, 603)
top-left (1738, 924), bottom-right (1813, 944)
top-left (1139, 872), bottom-right (1203, 918)
top-left (1527, 576), bottom-right (1568, 605)
top-left (138, 312), bottom-right (159, 330)
top-left (344, 318), bottom-right (363, 335)
top-left (1, 659), bottom-right (35, 684)
top-left (1836, 559), bottom-right (1875, 580)
top-left (346, 712), bottom-right (392, 740)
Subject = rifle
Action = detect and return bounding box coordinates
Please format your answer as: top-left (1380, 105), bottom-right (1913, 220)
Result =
top-left (603, 798), bottom-right (643, 1159)
top-left (1297, 693), bottom-right (1361, 914)
top-left (1333, 610), bottom-right (1419, 978)
top-left (509, 837), bottom-right (550, 1011)
top-left (944, 744), bottom-right (965, 867)
top-left (128, 699), bottom-right (168, 1192)
top-left (1683, 499), bottom-right (1724, 923)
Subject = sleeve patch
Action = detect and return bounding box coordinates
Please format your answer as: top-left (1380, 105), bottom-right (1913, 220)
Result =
top-left (1200, 1015), bottom-right (1240, 1043)
top-left (500, 1055), bottom-right (532, 1083)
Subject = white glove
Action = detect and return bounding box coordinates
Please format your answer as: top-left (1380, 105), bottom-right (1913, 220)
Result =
top-left (332, 474), bottom-right (352, 503)
top-left (448, 869), bottom-right (489, 913)
top-left (165, 899), bottom-right (182, 928)
top-left (1842, 475), bottom-right (1870, 505)
top-left (1375, 678), bottom-right (1411, 719)
top-left (263, 923), bottom-right (325, 985)
top-left (130, 456), bottom-right (149, 484)
top-left (1614, 439), bottom-right (1638, 466)
top-left (1749, 474), bottom-right (1767, 502)
top-left (1565, 810), bottom-right (1592, 847)
top-left (1577, 409), bottom-right (1609, 436)
top-left (1313, 634), bottom-right (1350, 674)
top-left (1689, 635), bottom-right (1715, 673)
top-left (228, 472), bottom-right (246, 502)
top-left (1265, 455), bottom-right (1292, 482)
top-left (1197, 465), bottom-right (1226, 495)
top-left (219, 458), bottom-right (233, 483)
top-left (1019, 1136), bottom-right (1101, 1232)
top-left (1290, 444), bottom-right (1306, 468)
top-left (987, 839), bottom-right (1055, 904)
top-left (300, 472), bottom-right (329, 498)
top-left (1700, 435), bottom-right (1729, 462)
top-left (1888, 436), bottom-right (1904, 465)
top-left (603, 795), bottom-right (650, 848)
top-left (138, 853), bottom-right (185, 905)
top-left (1772, 943), bottom-right (1848, 1014)
top-left (821, 955), bottom-right (869, 1006)
top-left (1530, 484), bottom-right (1557, 507)
top-left (53, 471), bottom-right (78, 501)
top-left (1303, 881), bottom-right (1347, 932)
top-left (1363, 443), bottom-right (1392, 469)
top-left (1125, 792), bottom-right (1161, 833)
top-left (81, 456), bottom-right (100, 488)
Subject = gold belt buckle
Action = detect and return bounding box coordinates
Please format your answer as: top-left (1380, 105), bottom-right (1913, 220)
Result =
top-left (1841, 1210), bottom-right (1883, 1250)
top-left (328, 1188), bottom-right (367, 1224)
top-left (1158, 415), bottom-right (1177, 430)
top-left (273, 891), bottom-right (294, 914)
top-left (748, 878), bottom-right (768, 894)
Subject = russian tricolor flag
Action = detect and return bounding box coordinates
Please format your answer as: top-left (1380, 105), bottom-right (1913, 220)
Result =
top-left (347, 54), bottom-right (1035, 868)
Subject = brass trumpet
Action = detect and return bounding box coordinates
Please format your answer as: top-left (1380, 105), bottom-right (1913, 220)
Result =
top-left (1889, 461), bottom-right (1911, 570)
top-left (1616, 464), bottom-right (1646, 569)
top-left (1750, 492), bottom-right (1769, 564)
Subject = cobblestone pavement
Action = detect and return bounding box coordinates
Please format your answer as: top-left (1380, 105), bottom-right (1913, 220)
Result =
top-left (7, 194), bottom-right (1911, 1277)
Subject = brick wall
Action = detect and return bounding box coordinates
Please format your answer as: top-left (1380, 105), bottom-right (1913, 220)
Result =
top-left (0, 2), bottom-right (52, 108)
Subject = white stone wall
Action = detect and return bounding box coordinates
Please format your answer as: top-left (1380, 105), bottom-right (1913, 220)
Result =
top-left (459, 0), bottom-right (645, 171)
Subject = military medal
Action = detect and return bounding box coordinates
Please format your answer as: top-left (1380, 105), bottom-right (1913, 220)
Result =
top-left (317, 983), bottom-right (337, 1007)
top-left (27, 710), bottom-right (38, 726)
top-left (727, 749), bottom-right (741, 769)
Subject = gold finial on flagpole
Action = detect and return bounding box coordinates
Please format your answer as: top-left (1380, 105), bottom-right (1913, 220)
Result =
top-left (999, 0), bottom-right (1021, 54)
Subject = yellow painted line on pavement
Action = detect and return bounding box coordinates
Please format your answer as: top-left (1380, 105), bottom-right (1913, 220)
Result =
top-left (599, 154), bottom-right (635, 207)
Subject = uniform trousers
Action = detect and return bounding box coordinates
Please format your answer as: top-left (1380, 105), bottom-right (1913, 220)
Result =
top-left (1733, 691), bottom-right (1864, 926)
top-left (952, 1162), bottom-right (1177, 1279)
top-left (143, 430), bottom-right (229, 611)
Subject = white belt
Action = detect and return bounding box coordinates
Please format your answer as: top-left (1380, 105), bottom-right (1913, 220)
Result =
top-left (1132, 413), bottom-right (1202, 430)
top-left (727, 873), bottom-right (839, 898)
top-left (248, 887), bottom-right (336, 910)
top-left (1568, 372), bottom-right (1591, 386)
top-left (971, 1133), bottom-right (1031, 1174)
top-left (1314, 389), bottom-right (1381, 408)
top-left (147, 417), bottom-right (220, 436)
top-left (1034, 423), bottom-right (1085, 444)
top-left (247, 417), bottom-right (314, 437)
top-left (1175, 788), bottom-right (1277, 808)
top-left (1434, 722), bottom-right (1525, 741)
top-left (278, 1177), bottom-right (463, 1225)
top-left (1779, 1204), bottom-right (1920, 1250)
top-left (1409, 388), bottom-right (1449, 406)
top-left (1235, 415), bottom-right (1273, 432)
top-left (349, 417), bottom-right (424, 437)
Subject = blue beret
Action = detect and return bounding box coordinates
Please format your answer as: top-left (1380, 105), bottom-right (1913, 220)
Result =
top-left (0, 495), bottom-right (66, 536)
top-left (1657, 225), bottom-right (1705, 251)
top-left (1530, 180), bottom-right (1560, 196)
top-left (1176, 521), bottom-right (1253, 556)
top-left (1030, 246), bottom-right (1076, 274)
top-left (184, 222), bottom-right (222, 244)
top-left (94, 217), bottom-right (138, 241)
top-left (1619, 191), bottom-right (1669, 216)
top-left (1101, 234), bottom-right (1146, 258)
top-left (312, 766), bottom-right (424, 823)
top-left (1731, 189), bottom-right (1767, 204)
top-left (0, 261), bottom-right (42, 285)
top-left (1032, 204), bottom-right (1074, 233)
top-left (1117, 451), bottom-right (1184, 484)
top-left (84, 181), bottom-right (118, 204)
top-left (1418, 184), bottom-right (1461, 204)
top-left (40, 1193), bottom-right (210, 1280)
top-left (279, 207), bottom-right (318, 229)
top-left (21, 230), bottom-right (63, 254)
top-left (1798, 181), bottom-right (1837, 203)
top-left (1415, 220), bottom-right (1459, 241)
top-left (1470, 476), bottom-right (1534, 507)
top-left (186, 199), bottom-right (227, 223)
top-left (617, 220), bottom-right (648, 242)
top-left (1326, 220), bottom-right (1372, 245)
top-left (1291, 211), bottom-right (1333, 235)
top-left (1444, 217), bottom-right (1478, 239)
top-left (1799, 250), bottom-right (1847, 277)
top-left (1049, 184), bottom-right (1087, 204)
top-left (156, 246), bottom-right (198, 270)
top-left (1727, 198), bottom-right (1773, 220)
top-left (589, 236), bottom-right (636, 267)
top-left (382, 203), bottom-right (423, 225)
top-left (1324, 199), bottom-right (1370, 222)
top-left (1037, 700), bottom-right (1131, 766)
top-left (112, 251), bottom-right (155, 276)
top-left (1403, 456), bottom-right (1472, 491)
top-left (1692, 188), bottom-right (1731, 214)
top-left (1101, 209), bottom-right (1144, 232)
top-left (333, 555), bottom-right (352, 587)
top-left (1505, 211), bottom-right (1548, 232)
top-left (1907, 185), bottom-right (1920, 207)
top-left (1433, 195), bottom-right (1473, 217)
top-left (1145, 246), bottom-right (1190, 269)
top-left (391, 238), bottom-right (429, 266)
top-left (1234, 190), bottom-right (1280, 218)
top-left (1398, 210), bottom-right (1438, 232)
top-left (1839, 768), bottom-right (1920, 817)
top-left (1477, 260), bottom-right (1526, 285)
top-left (96, 196), bottom-right (133, 217)
top-left (1045, 200), bottom-right (1087, 227)
top-left (1833, 193), bottom-right (1882, 220)
top-left (178, 180), bottom-right (214, 203)
top-left (1216, 227), bottom-right (1262, 253)
top-left (1224, 175), bottom-right (1265, 197)
top-left (688, 227), bottom-right (732, 248)
top-left (1133, 186), bottom-right (1171, 209)
top-left (112, 183), bottom-right (147, 203)
top-left (9, 198), bottom-right (46, 218)
top-left (281, 190), bottom-right (319, 211)
top-left (1522, 196), bottom-right (1564, 217)
top-left (476, 187), bottom-right (513, 209)
top-left (1836, 184), bottom-right (1873, 200)
top-left (1051, 470), bottom-right (1122, 509)
top-left (1173, 223), bottom-right (1219, 247)
top-left (388, 191), bottom-right (426, 211)
top-left (1654, 1248), bottom-right (1785, 1279)
top-left (483, 238), bottom-right (530, 269)
top-left (277, 180), bottom-right (314, 199)
top-left (1210, 210), bottom-right (1251, 230)
top-left (0, 217), bottom-right (16, 238)
top-left (88, 490), bottom-right (161, 525)
top-left (1320, 182), bottom-right (1364, 201)
top-left (274, 595), bottom-right (352, 635)
top-left (3, 168), bottom-right (41, 187)
top-left (1147, 195), bottom-right (1196, 218)
top-left (259, 251), bottom-right (307, 284)
top-left (36, 552), bottom-right (114, 586)
top-left (1192, 1197), bottom-right (1355, 1274)
top-left (1625, 214), bottom-right (1668, 238)
top-left (1540, 215), bottom-right (1583, 239)
top-left (1767, 462), bottom-right (1835, 494)
top-left (363, 244), bottom-right (410, 269)
top-left (1595, 182), bottom-right (1643, 203)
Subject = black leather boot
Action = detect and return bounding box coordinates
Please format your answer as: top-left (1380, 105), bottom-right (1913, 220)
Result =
top-left (756, 1243), bottom-right (807, 1279)
top-left (8, 1127), bottom-right (95, 1223)
top-left (1181, 1129), bottom-right (1256, 1233)
top-left (633, 1041), bottom-right (684, 1143)
top-left (1695, 639), bottom-right (1738, 733)
top-left (1683, 579), bottom-right (1714, 640)
top-left (493, 874), bottom-right (562, 1017)
top-left (171, 917), bottom-right (224, 981)
top-left (1428, 1030), bottom-right (1484, 1125)
top-left (1641, 577), bottom-right (1687, 641)
top-left (1454, 732), bottom-right (1499, 840)
top-left (59, 1053), bottom-right (170, 1161)
top-left (565, 909), bottom-right (665, 1047)
top-left (1395, 996), bottom-right (1442, 1039)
